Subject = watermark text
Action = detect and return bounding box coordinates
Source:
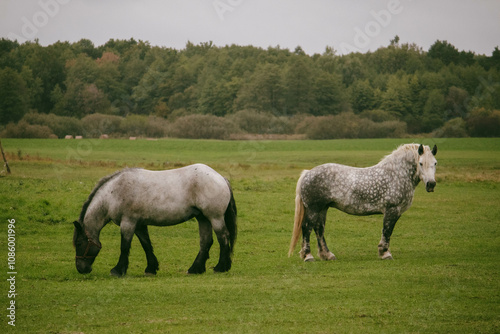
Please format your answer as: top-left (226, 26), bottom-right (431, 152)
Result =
top-left (6, 219), bottom-right (16, 327)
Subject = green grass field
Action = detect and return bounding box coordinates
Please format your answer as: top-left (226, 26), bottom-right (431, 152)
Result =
top-left (1, 138), bottom-right (499, 333)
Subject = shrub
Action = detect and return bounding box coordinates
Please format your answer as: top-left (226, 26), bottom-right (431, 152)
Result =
top-left (358, 119), bottom-right (407, 138)
top-left (81, 113), bottom-right (123, 138)
top-left (433, 117), bottom-right (468, 138)
top-left (145, 116), bottom-right (169, 138)
top-left (22, 112), bottom-right (82, 138)
top-left (231, 109), bottom-right (292, 134)
top-left (168, 114), bottom-right (238, 139)
top-left (297, 112), bottom-right (360, 139)
top-left (0, 120), bottom-right (54, 138)
top-left (466, 108), bottom-right (500, 137)
top-left (119, 114), bottom-right (168, 138)
top-left (359, 109), bottom-right (399, 122)
top-left (296, 112), bottom-right (407, 139)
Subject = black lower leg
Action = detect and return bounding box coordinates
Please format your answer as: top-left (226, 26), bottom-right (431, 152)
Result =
top-left (111, 234), bottom-right (132, 277)
top-left (214, 231), bottom-right (232, 272)
top-left (188, 216), bottom-right (214, 274)
top-left (188, 239), bottom-right (213, 274)
top-left (135, 225), bottom-right (159, 275)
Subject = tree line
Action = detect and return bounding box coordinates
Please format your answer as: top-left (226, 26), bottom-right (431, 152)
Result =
top-left (0, 37), bottom-right (499, 139)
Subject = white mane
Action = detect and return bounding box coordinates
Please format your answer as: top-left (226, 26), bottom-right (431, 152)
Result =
top-left (378, 143), bottom-right (421, 167)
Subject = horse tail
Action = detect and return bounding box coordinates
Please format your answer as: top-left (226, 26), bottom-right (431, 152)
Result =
top-left (288, 170), bottom-right (308, 257)
top-left (224, 179), bottom-right (237, 254)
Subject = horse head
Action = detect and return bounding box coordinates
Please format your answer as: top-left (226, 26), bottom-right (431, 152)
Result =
top-left (417, 144), bottom-right (438, 192)
top-left (73, 221), bottom-right (101, 274)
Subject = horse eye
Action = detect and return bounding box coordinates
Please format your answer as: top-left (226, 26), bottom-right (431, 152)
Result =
top-left (419, 163), bottom-right (423, 166)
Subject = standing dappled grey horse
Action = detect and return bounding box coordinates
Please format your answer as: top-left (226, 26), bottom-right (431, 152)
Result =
top-left (289, 143), bottom-right (437, 261)
top-left (73, 164), bottom-right (237, 276)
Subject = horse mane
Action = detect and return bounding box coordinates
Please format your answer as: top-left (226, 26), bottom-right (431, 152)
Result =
top-left (378, 143), bottom-right (421, 168)
top-left (77, 169), bottom-right (132, 224)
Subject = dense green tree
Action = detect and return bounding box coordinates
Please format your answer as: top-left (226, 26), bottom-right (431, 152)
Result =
top-left (283, 56), bottom-right (314, 114)
top-left (20, 65), bottom-right (43, 109)
top-left (22, 41), bottom-right (70, 113)
top-left (491, 47), bottom-right (500, 70)
top-left (446, 86), bottom-right (469, 118)
top-left (350, 79), bottom-right (376, 113)
top-left (428, 40), bottom-right (460, 65)
top-left (95, 52), bottom-right (127, 109)
top-left (339, 55), bottom-right (367, 86)
top-left (72, 39), bottom-right (99, 59)
top-left (1, 37), bottom-right (499, 137)
top-left (381, 75), bottom-right (411, 118)
top-left (419, 89), bottom-right (447, 133)
top-left (312, 72), bottom-right (344, 115)
top-left (131, 49), bottom-right (177, 114)
top-left (235, 63), bottom-right (284, 113)
top-left (0, 38), bottom-right (19, 68)
top-left (0, 67), bottom-right (28, 124)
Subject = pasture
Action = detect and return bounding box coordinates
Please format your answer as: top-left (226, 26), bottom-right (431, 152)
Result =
top-left (1, 138), bottom-right (499, 333)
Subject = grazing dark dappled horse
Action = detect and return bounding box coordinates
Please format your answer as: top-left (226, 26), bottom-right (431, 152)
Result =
top-left (289, 144), bottom-right (437, 262)
top-left (73, 164), bottom-right (237, 276)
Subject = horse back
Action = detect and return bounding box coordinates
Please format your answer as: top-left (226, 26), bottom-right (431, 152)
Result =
top-left (89, 164), bottom-right (231, 226)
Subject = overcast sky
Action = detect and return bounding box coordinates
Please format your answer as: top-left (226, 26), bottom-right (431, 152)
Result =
top-left (1, 0), bottom-right (499, 55)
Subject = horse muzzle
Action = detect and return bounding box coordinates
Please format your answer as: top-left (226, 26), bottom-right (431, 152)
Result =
top-left (76, 259), bottom-right (93, 274)
top-left (426, 181), bottom-right (436, 192)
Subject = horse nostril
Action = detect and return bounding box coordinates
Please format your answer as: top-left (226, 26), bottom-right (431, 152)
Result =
top-left (426, 181), bottom-right (436, 192)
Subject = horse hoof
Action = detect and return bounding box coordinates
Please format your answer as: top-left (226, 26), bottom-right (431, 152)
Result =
top-left (380, 253), bottom-right (393, 260)
top-left (110, 268), bottom-right (125, 277)
top-left (144, 272), bottom-right (156, 277)
top-left (213, 265), bottom-right (231, 273)
top-left (187, 266), bottom-right (206, 274)
top-left (304, 254), bottom-right (315, 262)
top-left (320, 252), bottom-right (336, 261)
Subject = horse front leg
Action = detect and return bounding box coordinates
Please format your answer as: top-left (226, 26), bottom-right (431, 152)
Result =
top-left (188, 215), bottom-right (214, 274)
top-left (378, 207), bottom-right (400, 260)
top-left (111, 219), bottom-right (135, 277)
top-left (134, 224), bottom-right (159, 276)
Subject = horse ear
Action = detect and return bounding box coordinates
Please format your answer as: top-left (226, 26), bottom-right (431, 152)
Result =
top-left (432, 145), bottom-right (438, 156)
top-left (418, 144), bottom-right (424, 156)
top-left (73, 221), bottom-right (82, 230)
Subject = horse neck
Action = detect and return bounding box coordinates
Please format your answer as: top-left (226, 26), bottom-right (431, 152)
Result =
top-left (81, 203), bottom-right (108, 244)
top-left (79, 171), bottom-right (122, 243)
top-left (377, 151), bottom-right (420, 186)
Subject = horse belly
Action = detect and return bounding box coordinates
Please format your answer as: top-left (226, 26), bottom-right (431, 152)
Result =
top-left (326, 176), bottom-right (385, 216)
top-left (332, 201), bottom-right (382, 216)
top-left (118, 200), bottom-right (199, 226)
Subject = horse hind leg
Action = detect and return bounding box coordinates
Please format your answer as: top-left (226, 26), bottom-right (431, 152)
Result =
top-left (300, 212), bottom-right (315, 262)
top-left (188, 215), bottom-right (214, 274)
top-left (301, 208), bottom-right (333, 262)
top-left (134, 224), bottom-right (159, 276)
top-left (314, 208), bottom-right (336, 261)
top-left (210, 217), bottom-right (232, 273)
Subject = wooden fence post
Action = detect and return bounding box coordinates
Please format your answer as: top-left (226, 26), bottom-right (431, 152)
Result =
top-left (0, 139), bottom-right (11, 174)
